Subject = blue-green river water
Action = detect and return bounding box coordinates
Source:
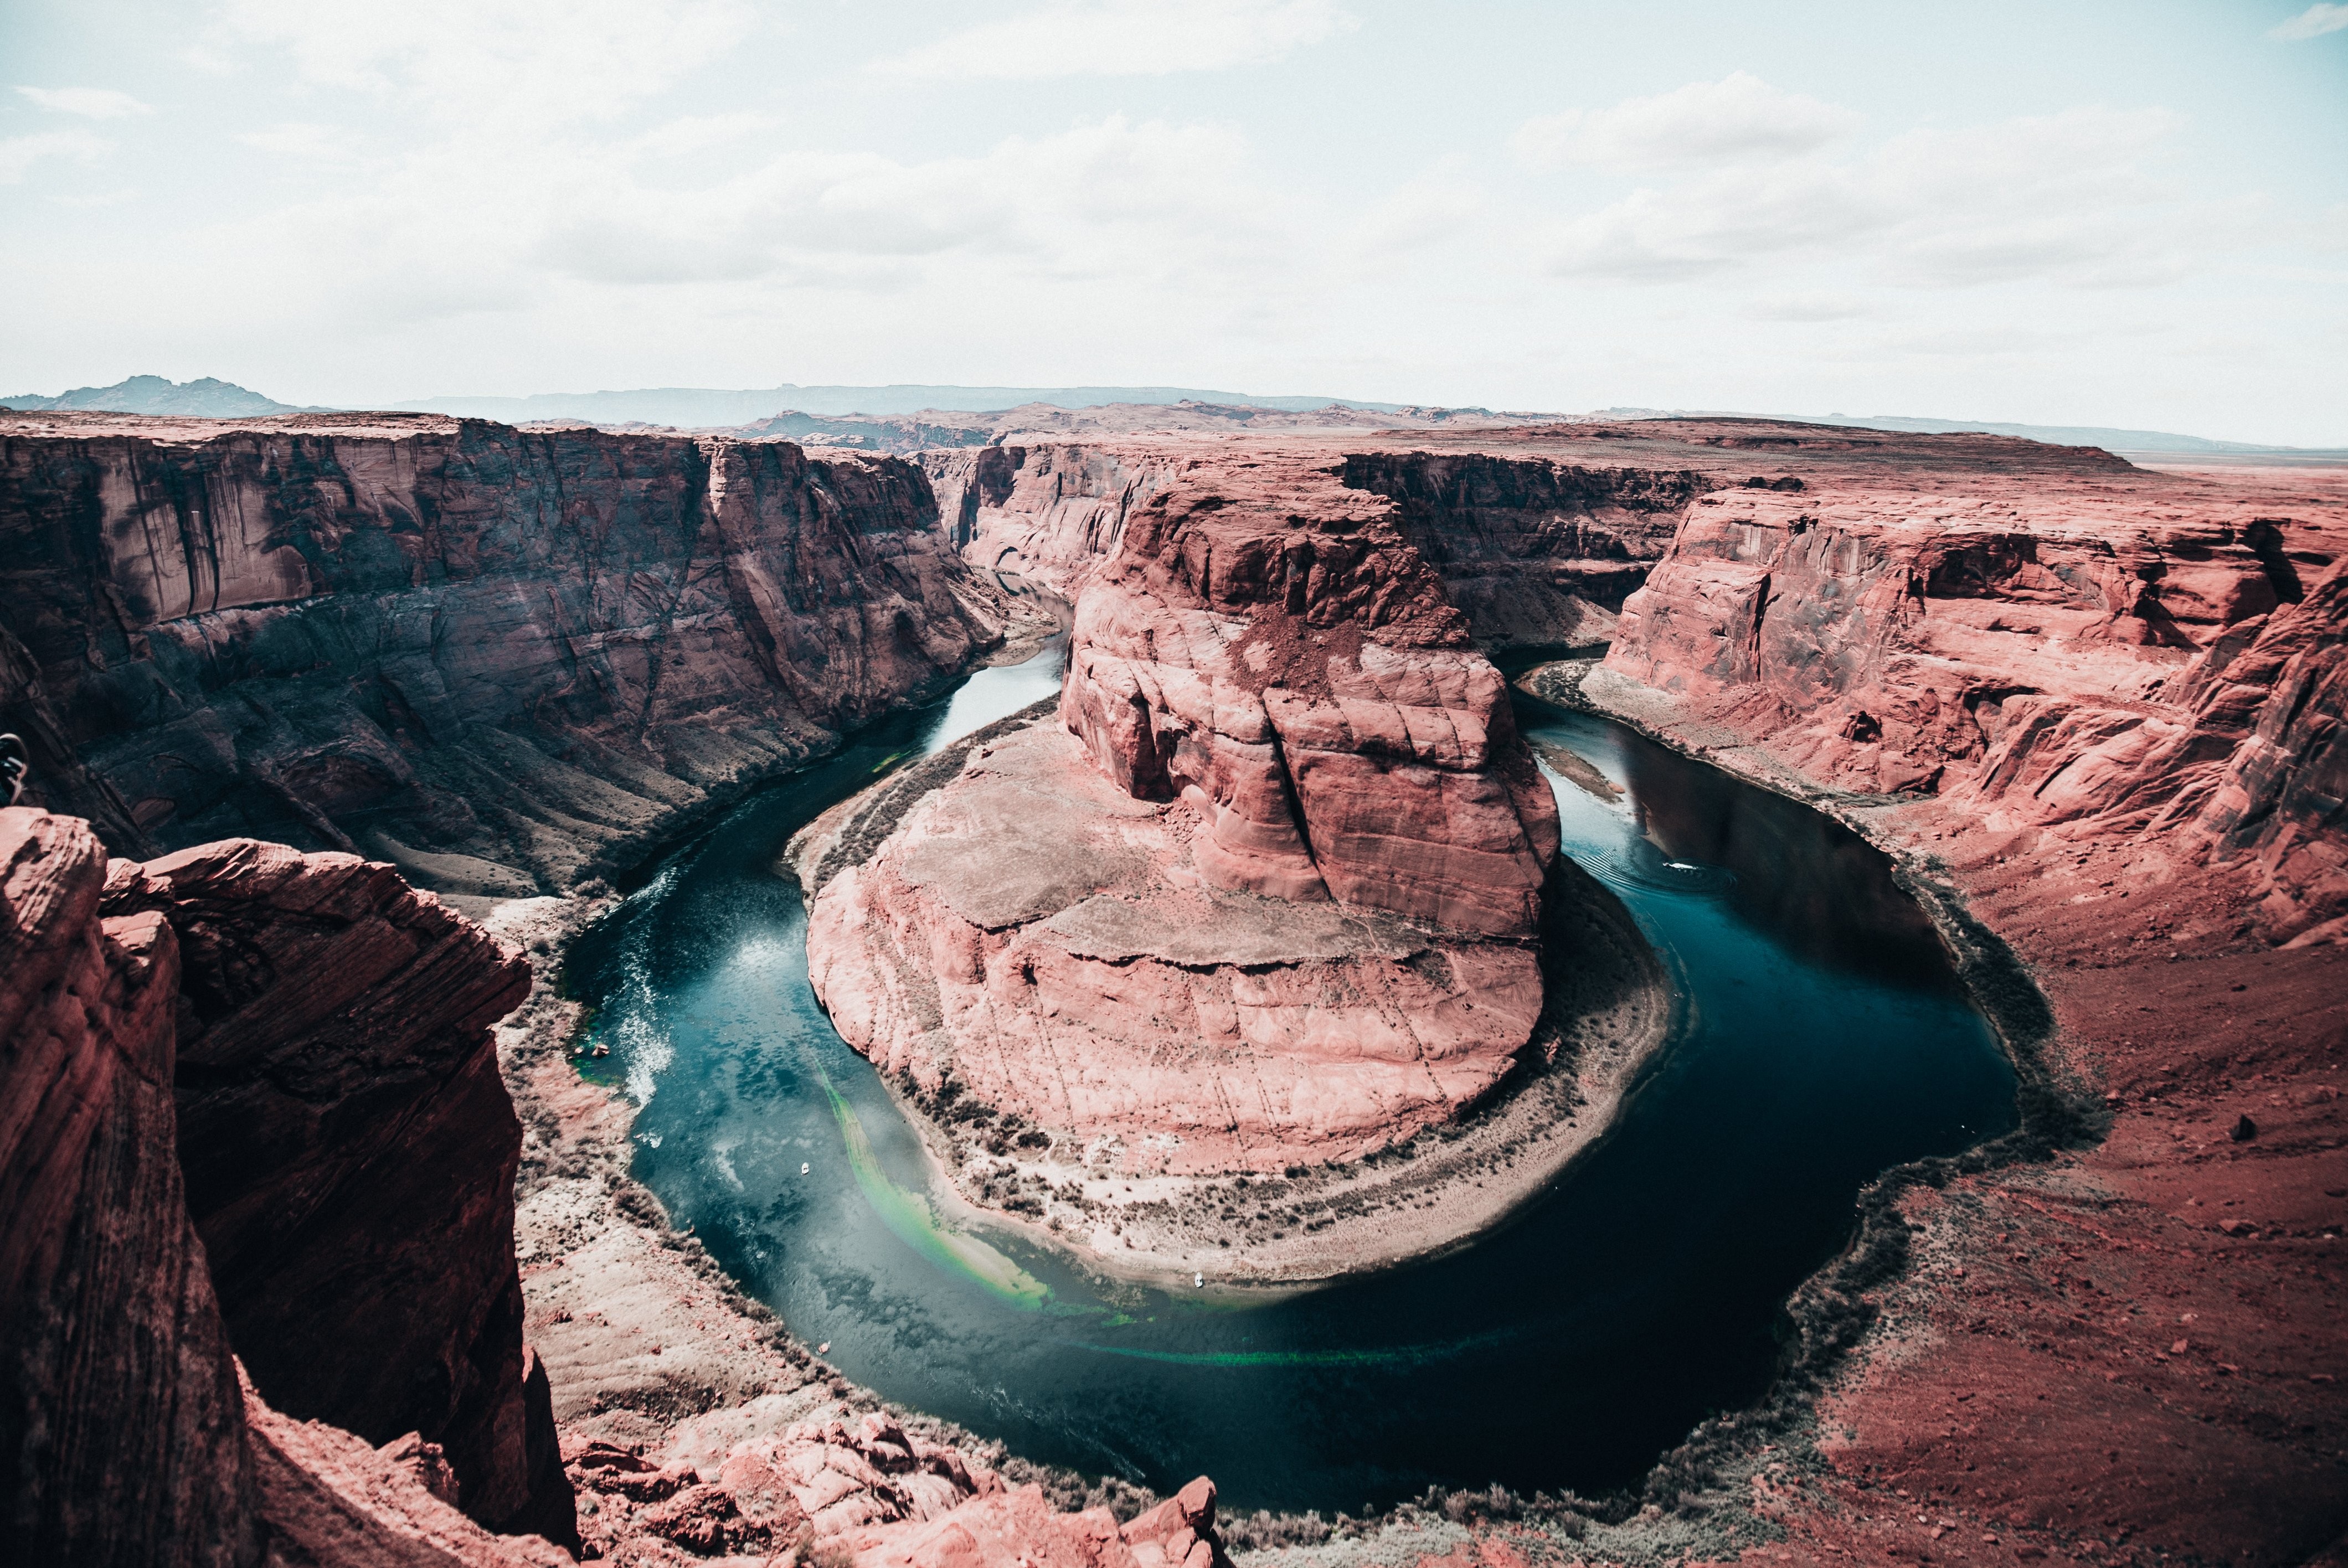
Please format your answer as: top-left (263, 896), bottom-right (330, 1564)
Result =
top-left (567, 642), bottom-right (2016, 1513)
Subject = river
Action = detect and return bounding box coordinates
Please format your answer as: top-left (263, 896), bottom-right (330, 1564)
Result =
top-left (565, 641), bottom-right (2016, 1514)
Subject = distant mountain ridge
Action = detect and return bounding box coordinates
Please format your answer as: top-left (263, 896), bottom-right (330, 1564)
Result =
top-left (1595, 407), bottom-right (2342, 456)
top-left (394, 382), bottom-right (1409, 424)
top-left (0, 374), bottom-right (325, 417)
top-left (8, 376), bottom-right (2334, 456)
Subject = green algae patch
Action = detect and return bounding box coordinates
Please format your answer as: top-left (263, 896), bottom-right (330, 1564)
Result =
top-left (818, 1070), bottom-right (1053, 1311)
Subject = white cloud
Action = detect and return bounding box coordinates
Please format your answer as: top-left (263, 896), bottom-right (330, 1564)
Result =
top-left (629, 112), bottom-right (779, 160)
top-left (537, 116), bottom-right (1281, 288)
top-left (214, 0), bottom-right (755, 126)
top-left (0, 129), bottom-right (106, 183)
top-left (2269, 4), bottom-right (2348, 39)
top-left (1512, 73), bottom-right (1859, 174)
top-left (1744, 292), bottom-right (1872, 322)
top-left (236, 122), bottom-right (352, 161)
top-left (874, 0), bottom-right (1356, 79)
top-left (1347, 168), bottom-right (1486, 255)
top-left (15, 86), bottom-right (154, 118)
top-left (1541, 106), bottom-right (2201, 290)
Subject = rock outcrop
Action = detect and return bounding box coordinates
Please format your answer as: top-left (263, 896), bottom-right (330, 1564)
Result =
top-left (1338, 451), bottom-right (1705, 647)
top-left (809, 456), bottom-right (1563, 1179)
top-left (1, 806), bottom-right (576, 1562)
top-left (928, 441), bottom-right (1708, 652)
top-left (0, 806), bottom-right (254, 1567)
top-left (924, 442), bottom-right (1172, 597)
top-left (850, 1472), bottom-right (1235, 1568)
top-left (101, 838), bottom-right (570, 1540)
top-left (0, 411), bottom-right (1016, 894)
top-left (1603, 481), bottom-right (2347, 936)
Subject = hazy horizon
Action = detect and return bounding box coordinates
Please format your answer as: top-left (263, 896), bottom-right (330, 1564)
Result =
top-left (4, 1), bottom-right (2345, 445)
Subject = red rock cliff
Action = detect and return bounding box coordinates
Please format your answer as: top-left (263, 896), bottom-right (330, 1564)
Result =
top-left (1603, 476), bottom-right (2346, 937)
top-left (807, 455), bottom-right (1564, 1178)
top-left (0, 807), bottom-right (254, 1566)
top-left (2, 809), bottom-right (576, 1563)
top-left (99, 838), bottom-right (570, 1540)
top-left (0, 411), bottom-right (1015, 893)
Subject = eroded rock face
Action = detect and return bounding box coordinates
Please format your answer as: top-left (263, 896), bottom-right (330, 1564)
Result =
top-left (1601, 480), bottom-right (2346, 938)
top-left (847, 1472), bottom-right (1234, 1568)
top-left (930, 441), bottom-right (1708, 655)
top-left (1060, 461), bottom-right (1558, 935)
top-left (924, 441), bottom-right (1172, 597)
top-left (1338, 452), bottom-right (1705, 648)
top-left (809, 457), bottom-right (1559, 1174)
top-left (98, 838), bottom-right (571, 1539)
top-left (0, 807), bottom-right (254, 1567)
top-left (0, 412), bottom-right (1012, 891)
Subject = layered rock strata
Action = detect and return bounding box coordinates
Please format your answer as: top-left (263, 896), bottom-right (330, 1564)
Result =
top-left (0, 411), bottom-right (1016, 894)
top-left (927, 441), bottom-right (1709, 650)
top-left (1603, 479), bottom-right (2347, 936)
top-left (101, 838), bottom-right (570, 1539)
top-left (923, 441), bottom-right (1171, 596)
top-left (1, 807), bottom-right (578, 1563)
top-left (1337, 451), bottom-right (1705, 648)
top-left (808, 456), bottom-right (1567, 1183)
top-left (0, 807), bottom-right (253, 1567)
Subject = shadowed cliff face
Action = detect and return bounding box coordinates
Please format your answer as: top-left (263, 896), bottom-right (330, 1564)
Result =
top-left (102, 839), bottom-right (570, 1541)
top-left (925, 443), bottom-right (1708, 653)
top-left (2, 810), bottom-right (579, 1562)
top-left (1337, 452), bottom-right (1708, 648)
top-left (0, 415), bottom-right (1011, 894)
top-left (0, 808), bottom-right (254, 1568)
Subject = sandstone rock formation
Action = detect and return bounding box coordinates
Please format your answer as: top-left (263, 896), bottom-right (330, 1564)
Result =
top-left (1, 805), bottom-right (577, 1562)
top-left (809, 455), bottom-right (1564, 1179)
top-left (1337, 451), bottom-right (1704, 648)
top-left (927, 441), bottom-right (1706, 651)
top-left (849, 1472), bottom-right (1234, 1568)
top-left (0, 411), bottom-right (1017, 894)
top-left (0, 807), bottom-right (253, 1567)
top-left (1602, 477), bottom-right (2346, 936)
top-left (102, 838), bottom-right (570, 1540)
top-left (924, 441), bottom-right (1169, 596)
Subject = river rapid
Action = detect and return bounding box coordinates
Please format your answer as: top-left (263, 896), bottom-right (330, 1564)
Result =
top-left (565, 642), bottom-right (2017, 1514)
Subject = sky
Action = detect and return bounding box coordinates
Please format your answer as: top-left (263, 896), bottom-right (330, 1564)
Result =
top-left (2, 1), bottom-right (2345, 443)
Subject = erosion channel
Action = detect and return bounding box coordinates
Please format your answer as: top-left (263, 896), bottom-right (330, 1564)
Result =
top-left (564, 638), bottom-right (2018, 1517)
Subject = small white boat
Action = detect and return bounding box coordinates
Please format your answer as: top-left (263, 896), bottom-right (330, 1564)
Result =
top-left (800, 1162), bottom-right (811, 1175)
top-left (1193, 1272), bottom-right (1203, 1288)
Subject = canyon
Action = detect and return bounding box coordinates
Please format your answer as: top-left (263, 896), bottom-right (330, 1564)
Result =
top-left (0, 408), bottom-right (1027, 899)
top-left (2, 406), bottom-right (2342, 1567)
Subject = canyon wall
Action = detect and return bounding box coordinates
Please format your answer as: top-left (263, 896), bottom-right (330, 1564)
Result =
top-left (1603, 481), bottom-right (2346, 937)
top-left (1, 806), bottom-right (575, 1562)
top-left (0, 808), bottom-right (253, 1567)
top-left (926, 441), bottom-right (1708, 652)
top-left (809, 453), bottom-right (1566, 1177)
top-left (0, 413), bottom-right (1013, 894)
top-left (1336, 452), bottom-right (1707, 648)
top-left (923, 442), bottom-right (1173, 596)
top-left (102, 838), bottom-right (569, 1540)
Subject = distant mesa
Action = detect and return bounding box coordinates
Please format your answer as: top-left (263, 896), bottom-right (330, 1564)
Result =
top-left (1592, 406), bottom-right (2344, 459)
top-left (8, 376), bottom-right (2333, 458)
